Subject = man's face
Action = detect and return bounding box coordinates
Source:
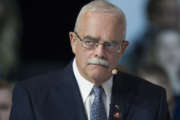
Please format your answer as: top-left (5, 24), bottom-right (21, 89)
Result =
top-left (70, 12), bottom-right (126, 85)
top-left (156, 32), bottom-right (180, 68)
top-left (0, 89), bottom-right (12, 120)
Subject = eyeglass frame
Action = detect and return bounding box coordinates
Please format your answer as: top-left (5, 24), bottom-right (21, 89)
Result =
top-left (73, 31), bottom-right (124, 53)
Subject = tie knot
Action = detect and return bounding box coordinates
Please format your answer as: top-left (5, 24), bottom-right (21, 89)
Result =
top-left (92, 86), bottom-right (104, 97)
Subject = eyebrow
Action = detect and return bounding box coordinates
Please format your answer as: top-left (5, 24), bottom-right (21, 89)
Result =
top-left (84, 35), bottom-right (99, 41)
top-left (84, 35), bottom-right (119, 43)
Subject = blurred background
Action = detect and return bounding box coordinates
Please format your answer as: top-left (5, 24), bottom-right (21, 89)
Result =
top-left (0, 0), bottom-right (180, 120)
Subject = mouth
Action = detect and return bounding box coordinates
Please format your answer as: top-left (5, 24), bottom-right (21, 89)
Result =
top-left (88, 63), bottom-right (108, 68)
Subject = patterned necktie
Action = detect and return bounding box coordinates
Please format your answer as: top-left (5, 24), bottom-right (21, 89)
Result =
top-left (90, 86), bottom-right (107, 120)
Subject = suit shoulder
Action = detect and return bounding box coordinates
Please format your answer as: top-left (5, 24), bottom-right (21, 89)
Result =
top-left (17, 68), bottom-right (65, 91)
top-left (115, 72), bottom-right (167, 109)
top-left (116, 71), bottom-right (165, 96)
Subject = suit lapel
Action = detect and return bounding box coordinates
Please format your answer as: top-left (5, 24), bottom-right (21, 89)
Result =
top-left (109, 72), bottom-right (134, 120)
top-left (53, 63), bottom-right (88, 120)
top-left (53, 63), bottom-right (134, 120)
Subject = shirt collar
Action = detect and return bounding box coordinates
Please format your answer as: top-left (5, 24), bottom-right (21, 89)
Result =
top-left (73, 58), bottom-right (113, 103)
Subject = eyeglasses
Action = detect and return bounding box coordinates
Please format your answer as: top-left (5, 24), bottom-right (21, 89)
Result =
top-left (74, 32), bottom-right (122, 53)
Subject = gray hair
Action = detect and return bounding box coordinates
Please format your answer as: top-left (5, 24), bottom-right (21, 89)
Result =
top-left (74, 0), bottom-right (126, 35)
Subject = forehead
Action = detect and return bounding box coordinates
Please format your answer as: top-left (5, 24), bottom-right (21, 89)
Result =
top-left (78, 11), bottom-right (125, 41)
top-left (158, 32), bottom-right (180, 47)
top-left (159, 0), bottom-right (179, 8)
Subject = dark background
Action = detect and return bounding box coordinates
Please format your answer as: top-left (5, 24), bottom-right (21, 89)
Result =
top-left (14, 0), bottom-right (92, 80)
top-left (19, 0), bottom-right (91, 62)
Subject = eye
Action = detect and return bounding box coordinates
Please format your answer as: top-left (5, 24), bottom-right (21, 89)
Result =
top-left (83, 39), bottom-right (96, 46)
top-left (104, 42), bottom-right (115, 49)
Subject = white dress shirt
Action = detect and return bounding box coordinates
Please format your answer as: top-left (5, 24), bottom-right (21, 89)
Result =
top-left (73, 59), bottom-right (113, 120)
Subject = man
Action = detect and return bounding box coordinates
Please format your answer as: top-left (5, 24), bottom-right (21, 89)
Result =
top-left (137, 64), bottom-right (175, 119)
top-left (0, 80), bottom-right (13, 120)
top-left (10, 0), bottom-right (170, 120)
top-left (121, 0), bottom-right (180, 73)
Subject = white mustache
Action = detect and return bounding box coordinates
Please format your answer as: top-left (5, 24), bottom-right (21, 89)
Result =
top-left (87, 58), bottom-right (109, 67)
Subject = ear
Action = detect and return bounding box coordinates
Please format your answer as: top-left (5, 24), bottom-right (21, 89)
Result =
top-left (69, 32), bottom-right (77, 54)
top-left (118, 40), bottom-right (129, 58)
top-left (121, 40), bottom-right (129, 53)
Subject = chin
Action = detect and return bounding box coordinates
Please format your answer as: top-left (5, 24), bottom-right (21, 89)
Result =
top-left (91, 68), bottom-right (108, 75)
top-left (88, 70), bottom-right (111, 82)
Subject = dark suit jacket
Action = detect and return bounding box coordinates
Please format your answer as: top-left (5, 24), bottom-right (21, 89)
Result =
top-left (10, 63), bottom-right (170, 120)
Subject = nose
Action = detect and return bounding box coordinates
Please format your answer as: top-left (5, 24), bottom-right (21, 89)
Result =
top-left (94, 44), bottom-right (106, 58)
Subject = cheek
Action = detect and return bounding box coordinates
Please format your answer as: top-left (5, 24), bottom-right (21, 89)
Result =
top-left (107, 55), bottom-right (120, 69)
top-left (75, 47), bottom-right (91, 66)
top-left (79, 53), bottom-right (88, 65)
